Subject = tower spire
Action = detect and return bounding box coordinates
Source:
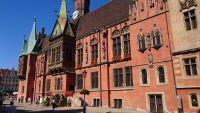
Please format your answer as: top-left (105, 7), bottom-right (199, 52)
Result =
top-left (59, 0), bottom-right (67, 18)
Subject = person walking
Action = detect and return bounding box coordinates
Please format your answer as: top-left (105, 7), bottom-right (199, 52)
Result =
top-left (7, 101), bottom-right (16, 113)
top-left (52, 98), bottom-right (56, 111)
top-left (35, 98), bottom-right (39, 106)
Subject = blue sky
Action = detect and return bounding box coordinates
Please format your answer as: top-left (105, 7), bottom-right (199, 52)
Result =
top-left (0, 0), bottom-right (110, 70)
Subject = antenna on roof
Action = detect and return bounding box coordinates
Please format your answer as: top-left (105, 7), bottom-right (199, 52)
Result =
top-left (54, 7), bottom-right (59, 17)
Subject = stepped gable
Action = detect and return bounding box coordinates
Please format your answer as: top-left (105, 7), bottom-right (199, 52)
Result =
top-left (75, 0), bottom-right (131, 39)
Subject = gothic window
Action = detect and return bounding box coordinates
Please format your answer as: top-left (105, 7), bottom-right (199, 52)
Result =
top-left (142, 69), bottom-right (148, 84)
top-left (56, 78), bottom-right (61, 90)
top-left (66, 47), bottom-right (72, 62)
top-left (114, 68), bottom-right (123, 87)
top-left (38, 81), bottom-right (41, 92)
top-left (77, 74), bottom-right (83, 89)
top-left (149, 95), bottom-right (163, 112)
top-left (137, 31), bottom-right (146, 52)
top-left (77, 43), bottom-right (83, 65)
top-left (125, 67), bottom-right (133, 86)
top-left (52, 49), bottom-right (56, 63)
top-left (183, 58), bottom-right (198, 76)
top-left (113, 37), bottom-right (121, 57)
top-left (46, 79), bottom-right (51, 91)
top-left (190, 93), bottom-right (199, 107)
top-left (91, 38), bottom-right (98, 62)
top-left (151, 25), bottom-right (162, 49)
top-left (91, 72), bottom-right (98, 89)
top-left (56, 47), bottom-right (60, 62)
top-left (114, 99), bottom-right (122, 108)
top-left (158, 67), bottom-right (165, 83)
top-left (184, 10), bottom-right (197, 31)
top-left (123, 33), bottom-right (131, 55)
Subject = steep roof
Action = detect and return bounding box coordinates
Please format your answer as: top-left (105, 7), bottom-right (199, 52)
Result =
top-left (20, 19), bottom-right (39, 56)
top-left (75, 0), bottom-right (131, 39)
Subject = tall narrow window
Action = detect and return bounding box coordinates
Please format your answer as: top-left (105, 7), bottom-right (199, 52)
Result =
top-left (91, 72), bottom-right (98, 89)
top-left (56, 47), bottom-right (60, 62)
top-left (91, 44), bottom-right (98, 61)
top-left (123, 34), bottom-right (130, 55)
top-left (56, 78), bottom-right (61, 90)
top-left (158, 67), bottom-right (165, 83)
top-left (77, 48), bottom-right (83, 64)
top-left (113, 37), bottom-right (121, 57)
top-left (125, 67), bottom-right (133, 86)
top-left (142, 69), bottom-right (148, 84)
top-left (66, 47), bottom-right (72, 61)
top-left (77, 74), bottom-right (83, 89)
top-left (184, 58), bottom-right (198, 76)
top-left (46, 79), bottom-right (51, 91)
top-left (191, 94), bottom-right (198, 107)
top-left (38, 81), bottom-right (41, 92)
top-left (138, 33), bottom-right (146, 52)
top-left (113, 68), bottom-right (123, 87)
top-left (184, 10), bottom-right (197, 31)
top-left (52, 49), bottom-right (56, 63)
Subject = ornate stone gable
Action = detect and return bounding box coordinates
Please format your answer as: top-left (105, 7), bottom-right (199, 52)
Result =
top-left (179, 0), bottom-right (197, 11)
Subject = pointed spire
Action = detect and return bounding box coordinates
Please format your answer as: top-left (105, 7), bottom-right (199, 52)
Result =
top-left (59, 0), bottom-right (67, 18)
top-left (27, 18), bottom-right (37, 54)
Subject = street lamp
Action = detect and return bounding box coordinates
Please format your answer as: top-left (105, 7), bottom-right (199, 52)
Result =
top-left (82, 70), bottom-right (87, 113)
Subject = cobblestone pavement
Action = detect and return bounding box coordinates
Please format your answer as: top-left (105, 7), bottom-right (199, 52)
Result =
top-left (1, 100), bottom-right (148, 113)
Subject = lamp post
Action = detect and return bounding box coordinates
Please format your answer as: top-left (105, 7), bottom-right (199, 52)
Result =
top-left (82, 70), bottom-right (87, 113)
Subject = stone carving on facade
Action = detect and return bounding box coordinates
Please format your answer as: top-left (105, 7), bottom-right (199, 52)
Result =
top-left (148, 53), bottom-right (153, 68)
top-left (146, 33), bottom-right (151, 51)
top-left (180, 0), bottom-right (197, 11)
top-left (112, 29), bottom-right (120, 37)
top-left (85, 42), bottom-right (88, 64)
top-left (102, 41), bottom-right (106, 59)
top-left (140, 1), bottom-right (144, 11)
top-left (150, 24), bottom-right (162, 49)
top-left (149, 0), bottom-right (154, 8)
top-left (159, 0), bottom-right (163, 10)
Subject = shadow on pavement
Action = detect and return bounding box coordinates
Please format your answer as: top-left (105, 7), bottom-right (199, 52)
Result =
top-left (16, 109), bottom-right (83, 113)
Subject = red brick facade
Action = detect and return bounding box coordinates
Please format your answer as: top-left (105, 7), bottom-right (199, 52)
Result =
top-left (17, 0), bottom-right (200, 112)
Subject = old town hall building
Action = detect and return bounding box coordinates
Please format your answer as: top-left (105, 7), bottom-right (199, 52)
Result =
top-left (17, 0), bottom-right (200, 112)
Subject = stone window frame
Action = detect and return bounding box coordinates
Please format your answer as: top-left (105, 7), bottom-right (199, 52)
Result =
top-left (54, 76), bottom-right (62, 91)
top-left (145, 92), bottom-right (167, 112)
top-left (46, 79), bottom-right (51, 91)
top-left (150, 24), bottom-right (163, 50)
top-left (188, 92), bottom-right (200, 109)
top-left (56, 47), bottom-right (61, 62)
top-left (140, 68), bottom-right (150, 87)
top-left (91, 71), bottom-right (99, 89)
top-left (112, 29), bottom-right (122, 57)
top-left (137, 29), bottom-right (146, 52)
top-left (113, 66), bottom-right (133, 88)
top-left (180, 55), bottom-right (200, 77)
top-left (38, 80), bottom-right (41, 92)
top-left (121, 26), bottom-right (131, 55)
top-left (90, 38), bottom-right (98, 62)
top-left (76, 74), bottom-right (83, 90)
top-left (92, 97), bottom-right (100, 107)
top-left (77, 43), bottom-right (83, 65)
top-left (183, 57), bottom-right (198, 76)
top-left (155, 65), bottom-right (168, 86)
top-left (113, 98), bottom-right (123, 108)
top-left (183, 9), bottom-right (197, 31)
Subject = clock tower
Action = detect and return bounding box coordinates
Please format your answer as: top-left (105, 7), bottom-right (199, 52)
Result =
top-left (73, 0), bottom-right (90, 17)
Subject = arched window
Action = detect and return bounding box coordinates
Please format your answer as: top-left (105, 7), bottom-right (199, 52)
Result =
top-left (142, 69), bottom-right (148, 84)
top-left (191, 94), bottom-right (198, 107)
top-left (158, 67), bottom-right (165, 83)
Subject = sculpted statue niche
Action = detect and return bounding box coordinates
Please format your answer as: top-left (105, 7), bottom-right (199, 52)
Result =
top-left (148, 53), bottom-right (153, 68)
